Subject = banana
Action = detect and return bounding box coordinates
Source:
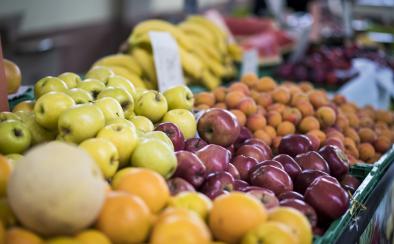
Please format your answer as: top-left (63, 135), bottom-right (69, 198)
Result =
top-left (179, 48), bottom-right (205, 80)
top-left (130, 48), bottom-right (157, 85)
top-left (228, 43), bottom-right (243, 62)
top-left (93, 54), bottom-right (142, 76)
top-left (178, 22), bottom-right (215, 44)
top-left (129, 19), bottom-right (193, 51)
top-left (186, 35), bottom-right (222, 62)
top-left (201, 70), bottom-right (220, 90)
top-left (93, 65), bottom-right (146, 88)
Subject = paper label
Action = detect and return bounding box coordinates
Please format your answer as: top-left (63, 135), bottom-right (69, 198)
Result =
top-left (149, 31), bottom-right (184, 92)
top-left (241, 49), bottom-right (259, 76)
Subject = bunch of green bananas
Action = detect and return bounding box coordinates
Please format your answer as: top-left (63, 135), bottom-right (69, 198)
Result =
top-left (90, 15), bottom-right (243, 90)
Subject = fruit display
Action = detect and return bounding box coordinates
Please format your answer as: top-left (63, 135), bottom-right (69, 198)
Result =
top-left (3, 59), bottom-right (22, 95)
top-left (89, 16), bottom-right (243, 91)
top-left (194, 74), bottom-right (394, 164)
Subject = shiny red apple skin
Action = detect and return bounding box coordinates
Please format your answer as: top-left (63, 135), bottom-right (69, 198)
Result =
top-left (231, 155), bottom-right (258, 182)
top-left (318, 145), bottom-right (349, 179)
top-left (197, 108), bottom-right (241, 147)
top-left (278, 191), bottom-right (304, 201)
top-left (200, 172), bottom-right (234, 200)
top-left (340, 174), bottom-right (360, 193)
top-left (279, 198), bottom-right (318, 227)
top-left (173, 150), bottom-right (207, 188)
top-left (304, 175), bottom-right (350, 220)
top-left (245, 187), bottom-right (279, 209)
top-left (233, 179), bottom-right (249, 191)
top-left (196, 144), bottom-right (231, 175)
top-left (167, 177), bottom-right (196, 196)
top-left (236, 145), bottom-right (270, 162)
top-left (255, 160), bottom-right (284, 170)
top-left (278, 134), bottom-right (313, 157)
top-left (273, 154), bottom-right (302, 180)
top-left (234, 126), bottom-right (253, 148)
top-left (295, 151), bottom-right (330, 174)
top-left (226, 162), bottom-right (240, 180)
top-left (249, 165), bottom-right (293, 196)
top-left (226, 144), bottom-right (235, 156)
top-left (295, 170), bottom-right (329, 194)
top-left (243, 138), bottom-right (272, 159)
top-left (184, 138), bottom-right (208, 153)
top-left (155, 122), bottom-right (185, 151)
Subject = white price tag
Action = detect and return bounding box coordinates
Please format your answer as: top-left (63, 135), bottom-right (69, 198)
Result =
top-left (149, 31), bottom-right (184, 92)
top-left (241, 49), bottom-right (259, 76)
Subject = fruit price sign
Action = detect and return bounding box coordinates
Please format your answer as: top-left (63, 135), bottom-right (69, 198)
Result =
top-left (149, 31), bottom-right (184, 92)
top-left (241, 48), bottom-right (259, 76)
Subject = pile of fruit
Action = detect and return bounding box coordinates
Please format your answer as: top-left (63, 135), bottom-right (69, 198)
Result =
top-left (89, 15), bottom-right (242, 90)
top-left (194, 74), bottom-right (394, 164)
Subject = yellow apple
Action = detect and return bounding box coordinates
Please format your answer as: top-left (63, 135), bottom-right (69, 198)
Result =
top-left (134, 88), bottom-right (148, 101)
top-left (111, 167), bottom-right (133, 189)
top-left (80, 138), bottom-right (119, 178)
top-left (58, 72), bottom-right (81, 89)
top-left (0, 112), bottom-right (21, 122)
top-left (106, 118), bottom-right (134, 127)
top-left (12, 100), bottom-right (35, 113)
top-left (163, 85), bottom-right (194, 111)
top-left (66, 88), bottom-right (93, 104)
top-left (142, 131), bottom-right (174, 150)
top-left (168, 192), bottom-right (212, 220)
top-left (85, 66), bottom-right (114, 81)
top-left (77, 79), bottom-right (106, 99)
top-left (134, 90), bottom-right (168, 123)
top-left (57, 104), bottom-right (105, 144)
top-left (241, 221), bottom-right (298, 244)
top-left (106, 75), bottom-right (136, 98)
top-left (94, 97), bottom-right (125, 122)
top-left (130, 138), bottom-right (176, 179)
top-left (129, 116), bottom-right (154, 133)
top-left (162, 109), bottom-right (196, 139)
top-left (34, 92), bottom-right (75, 130)
top-left (34, 76), bottom-right (68, 98)
top-left (97, 123), bottom-right (138, 166)
top-left (97, 87), bottom-right (134, 118)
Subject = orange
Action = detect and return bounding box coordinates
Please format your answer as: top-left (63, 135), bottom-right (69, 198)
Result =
top-left (112, 168), bottom-right (170, 213)
top-left (12, 100), bottom-right (35, 113)
top-left (45, 237), bottom-right (80, 244)
top-left (151, 207), bottom-right (211, 244)
top-left (0, 155), bottom-right (12, 197)
top-left (5, 227), bottom-right (43, 244)
top-left (96, 191), bottom-right (151, 243)
top-left (110, 167), bottom-right (133, 189)
top-left (269, 207), bottom-right (312, 244)
top-left (4, 59), bottom-right (21, 94)
top-left (75, 229), bottom-right (111, 244)
top-left (209, 192), bottom-right (268, 244)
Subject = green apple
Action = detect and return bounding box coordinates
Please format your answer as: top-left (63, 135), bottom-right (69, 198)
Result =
top-left (65, 88), bottom-right (93, 104)
top-left (57, 72), bottom-right (81, 89)
top-left (0, 120), bottom-right (31, 154)
top-left (129, 115), bottom-right (154, 133)
top-left (134, 90), bottom-right (168, 123)
top-left (24, 113), bottom-right (57, 145)
top-left (97, 87), bottom-right (134, 118)
top-left (85, 66), bottom-right (114, 81)
top-left (34, 92), bottom-right (75, 130)
top-left (106, 75), bottom-right (136, 98)
top-left (94, 97), bottom-right (125, 122)
top-left (34, 76), bottom-right (68, 98)
top-left (162, 109), bottom-right (196, 139)
top-left (163, 85), bottom-right (194, 111)
top-left (97, 123), bottom-right (138, 166)
top-left (142, 131), bottom-right (174, 150)
top-left (106, 118), bottom-right (134, 127)
top-left (134, 88), bottom-right (148, 101)
top-left (130, 138), bottom-right (176, 179)
top-left (79, 138), bottom-right (119, 178)
top-left (0, 112), bottom-right (21, 122)
top-left (168, 192), bottom-right (212, 220)
top-left (76, 78), bottom-right (106, 99)
top-left (57, 104), bottom-right (105, 144)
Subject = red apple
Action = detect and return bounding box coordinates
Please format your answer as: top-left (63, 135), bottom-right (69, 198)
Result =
top-left (200, 172), bottom-right (234, 200)
top-left (245, 186), bottom-right (279, 209)
top-left (184, 138), bottom-right (208, 153)
top-left (243, 138), bottom-right (272, 159)
top-left (167, 177), bottom-right (195, 196)
top-left (236, 145), bottom-right (270, 162)
top-left (197, 108), bottom-right (241, 147)
top-left (173, 150), bottom-right (207, 188)
top-left (155, 122), bottom-right (185, 151)
top-left (272, 154), bottom-right (302, 180)
top-left (295, 170), bottom-right (329, 194)
top-left (226, 144), bottom-right (235, 156)
top-left (255, 160), bottom-right (284, 170)
top-left (313, 226), bottom-right (325, 236)
top-left (323, 137), bottom-right (345, 151)
top-left (279, 198), bottom-right (318, 227)
top-left (233, 179), bottom-right (249, 191)
top-left (249, 165), bottom-right (293, 196)
top-left (278, 191), bottom-right (304, 201)
top-left (231, 155), bottom-right (258, 182)
top-left (340, 174), bottom-right (360, 193)
top-left (196, 144), bottom-right (231, 175)
top-left (318, 145), bottom-right (349, 179)
top-left (226, 162), bottom-right (240, 180)
top-left (306, 134), bottom-right (320, 151)
top-left (295, 151), bottom-right (330, 174)
top-left (278, 134), bottom-right (313, 157)
top-left (305, 175), bottom-right (350, 220)
top-left (234, 126), bottom-right (253, 148)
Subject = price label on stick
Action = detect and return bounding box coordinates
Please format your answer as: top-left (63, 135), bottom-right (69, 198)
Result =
top-left (241, 49), bottom-right (259, 76)
top-left (149, 31), bottom-right (184, 92)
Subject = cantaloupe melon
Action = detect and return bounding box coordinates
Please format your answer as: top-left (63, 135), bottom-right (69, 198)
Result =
top-left (7, 141), bottom-right (106, 236)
